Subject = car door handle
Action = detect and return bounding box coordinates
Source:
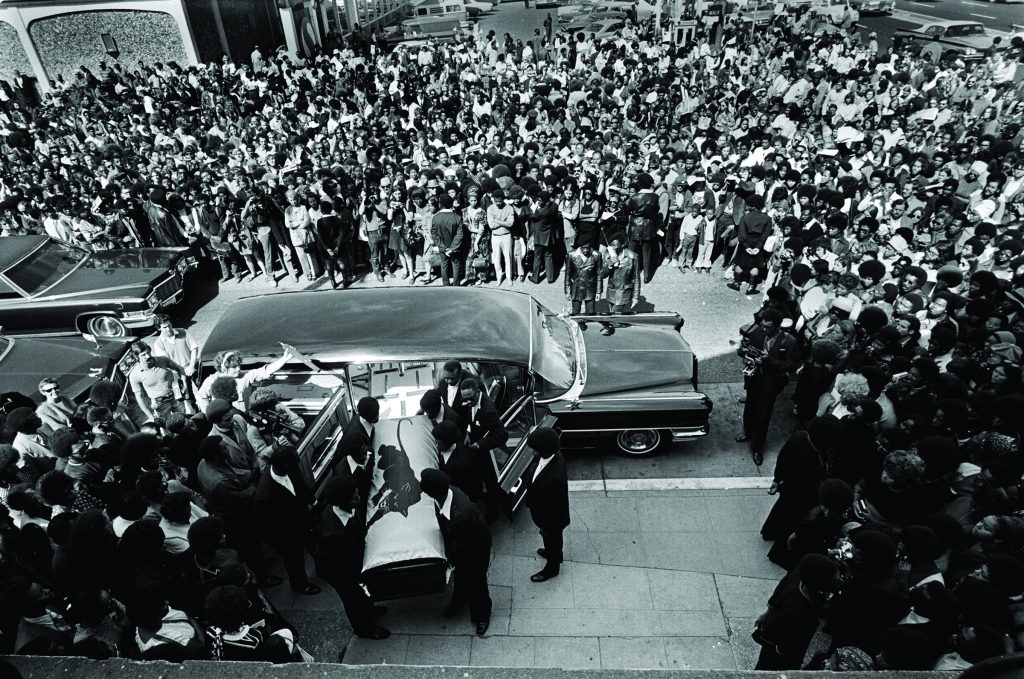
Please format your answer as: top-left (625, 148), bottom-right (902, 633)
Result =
top-left (510, 477), bottom-right (523, 494)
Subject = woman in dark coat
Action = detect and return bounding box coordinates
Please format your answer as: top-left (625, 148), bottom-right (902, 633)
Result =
top-left (761, 415), bottom-right (843, 542)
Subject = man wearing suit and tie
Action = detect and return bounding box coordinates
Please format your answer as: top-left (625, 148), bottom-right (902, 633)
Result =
top-left (419, 389), bottom-right (465, 434)
top-left (254, 446), bottom-right (321, 595)
top-left (420, 469), bottom-right (492, 636)
top-left (437, 361), bottom-right (467, 416)
top-left (432, 421), bottom-right (485, 508)
top-left (333, 396), bottom-right (380, 500)
top-left (314, 475), bottom-right (390, 641)
top-left (526, 427), bottom-right (570, 582)
top-left (527, 190), bottom-right (561, 284)
top-left (460, 376), bottom-right (508, 522)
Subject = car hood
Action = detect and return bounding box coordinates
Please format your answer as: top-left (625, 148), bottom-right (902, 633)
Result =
top-left (87, 248), bottom-right (186, 269)
top-left (36, 251), bottom-right (177, 299)
top-left (578, 320), bottom-right (693, 396)
top-left (1, 336), bottom-right (131, 399)
top-left (948, 35), bottom-right (994, 48)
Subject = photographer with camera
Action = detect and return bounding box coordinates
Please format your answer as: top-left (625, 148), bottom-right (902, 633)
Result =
top-left (361, 192), bottom-right (391, 282)
top-left (241, 185), bottom-right (296, 287)
top-left (736, 309), bottom-right (799, 466)
top-left (248, 387), bottom-right (306, 448)
top-left (823, 530), bottom-right (910, 658)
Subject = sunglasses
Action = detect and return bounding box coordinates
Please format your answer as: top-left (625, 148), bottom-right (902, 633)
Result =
top-left (41, 387), bottom-right (60, 394)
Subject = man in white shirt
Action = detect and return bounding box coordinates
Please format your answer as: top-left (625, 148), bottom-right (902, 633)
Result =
top-left (151, 315), bottom-right (199, 411)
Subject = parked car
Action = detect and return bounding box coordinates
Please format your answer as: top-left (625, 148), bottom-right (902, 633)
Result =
top-left (562, 8), bottom-right (625, 29)
top-left (892, 21), bottom-right (997, 60)
top-left (463, 0), bottom-right (494, 16)
top-left (0, 333), bottom-right (137, 403)
top-left (566, 17), bottom-right (627, 37)
top-left (0, 235), bottom-right (196, 338)
top-left (848, 0), bottom-right (893, 14)
top-left (199, 287), bottom-right (710, 599)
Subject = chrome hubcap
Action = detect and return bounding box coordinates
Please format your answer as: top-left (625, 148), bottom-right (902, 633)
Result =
top-left (90, 316), bottom-right (126, 337)
top-left (618, 430), bottom-right (660, 453)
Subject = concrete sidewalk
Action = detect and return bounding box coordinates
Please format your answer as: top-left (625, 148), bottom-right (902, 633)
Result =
top-left (267, 487), bottom-right (786, 670)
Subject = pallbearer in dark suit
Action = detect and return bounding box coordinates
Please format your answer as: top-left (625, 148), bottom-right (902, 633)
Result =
top-left (432, 421), bottom-right (485, 508)
top-left (253, 446), bottom-right (321, 594)
top-left (314, 475), bottom-right (390, 640)
top-left (526, 427), bottom-right (570, 582)
top-left (333, 396), bottom-right (379, 500)
top-left (419, 388), bottom-right (465, 435)
top-left (437, 360), bottom-right (467, 416)
top-left (460, 376), bottom-right (509, 523)
top-left (421, 469), bottom-right (492, 636)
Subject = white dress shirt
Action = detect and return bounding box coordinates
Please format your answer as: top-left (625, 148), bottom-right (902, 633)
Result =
top-left (435, 489), bottom-right (453, 519)
top-left (532, 454), bottom-right (553, 482)
top-left (270, 470), bottom-right (295, 495)
top-left (332, 505), bottom-right (354, 526)
top-left (438, 443), bottom-right (455, 466)
top-left (359, 416), bottom-right (375, 439)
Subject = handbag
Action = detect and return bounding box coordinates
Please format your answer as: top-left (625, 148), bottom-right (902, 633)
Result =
top-left (404, 227), bottom-right (424, 249)
top-left (471, 257), bottom-right (488, 269)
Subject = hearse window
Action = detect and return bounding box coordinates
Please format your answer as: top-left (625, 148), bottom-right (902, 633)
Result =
top-left (297, 386), bottom-right (350, 488)
top-left (347, 361), bottom-right (440, 419)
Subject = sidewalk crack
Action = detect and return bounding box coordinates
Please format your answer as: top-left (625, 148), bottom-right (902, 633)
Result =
top-left (711, 573), bottom-right (733, 638)
top-left (571, 508), bottom-right (602, 564)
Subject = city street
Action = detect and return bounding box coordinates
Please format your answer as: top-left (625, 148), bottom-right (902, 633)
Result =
top-left (149, 3), bottom-right (979, 667)
top-left (860, 0), bottom-right (1022, 48)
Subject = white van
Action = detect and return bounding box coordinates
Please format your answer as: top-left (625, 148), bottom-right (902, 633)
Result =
top-left (401, 0), bottom-right (470, 35)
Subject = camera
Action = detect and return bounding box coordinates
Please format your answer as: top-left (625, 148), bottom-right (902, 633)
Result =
top-left (828, 536), bottom-right (854, 562)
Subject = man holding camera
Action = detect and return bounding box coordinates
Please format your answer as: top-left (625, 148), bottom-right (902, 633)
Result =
top-left (736, 309), bottom-right (798, 465)
top-left (602, 233), bottom-right (641, 313)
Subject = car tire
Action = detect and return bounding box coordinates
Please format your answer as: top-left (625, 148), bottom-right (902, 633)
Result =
top-left (85, 315), bottom-right (128, 338)
top-left (615, 429), bottom-right (662, 456)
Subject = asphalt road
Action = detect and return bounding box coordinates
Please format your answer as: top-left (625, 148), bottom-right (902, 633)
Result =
top-left (858, 0), bottom-right (1022, 49)
top-left (891, 0), bottom-right (1023, 31)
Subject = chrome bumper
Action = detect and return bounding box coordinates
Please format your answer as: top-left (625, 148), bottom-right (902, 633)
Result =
top-left (121, 313), bottom-right (158, 329)
top-left (670, 424), bottom-right (710, 440)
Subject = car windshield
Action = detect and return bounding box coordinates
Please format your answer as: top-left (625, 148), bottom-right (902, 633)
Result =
top-left (946, 24), bottom-right (983, 37)
top-left (532, 302), bottom-right (576, 399)
top-left (3, 241), bottom-right (88, 295)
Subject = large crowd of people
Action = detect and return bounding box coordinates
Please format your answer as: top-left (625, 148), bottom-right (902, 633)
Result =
top-left (729, 20), bottom-right (1024, 668)
top-left (1, 0), bottom-right (1023, 670)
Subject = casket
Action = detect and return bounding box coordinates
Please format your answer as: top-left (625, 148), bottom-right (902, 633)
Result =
top-left (359, 415), bottom-right (448, 600)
